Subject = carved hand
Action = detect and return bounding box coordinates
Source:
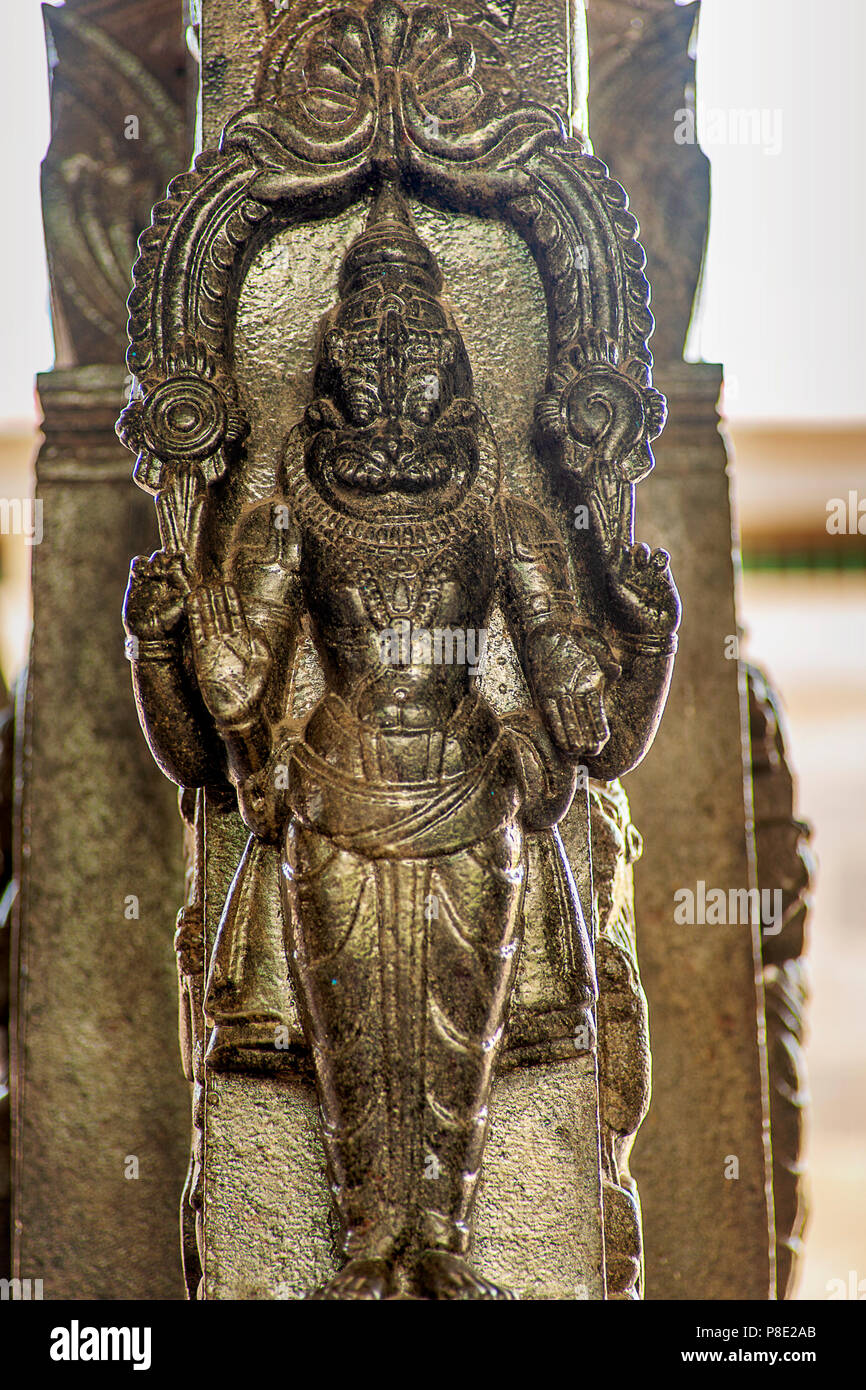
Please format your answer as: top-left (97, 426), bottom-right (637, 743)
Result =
top-left (186, 584), bottom-right (272, 729)
top-left (123, 551), bottom-right (190, 640)
top-left (605, 543), bottom-right (682, 638)
top-left (527, 629), bottom-right (610, 760)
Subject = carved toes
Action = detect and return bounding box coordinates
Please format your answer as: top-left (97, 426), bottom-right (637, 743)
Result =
top-left (415, 1250), bottom-right (517, 1301)
top-left (307, 1257), bottom-right (395, 1301)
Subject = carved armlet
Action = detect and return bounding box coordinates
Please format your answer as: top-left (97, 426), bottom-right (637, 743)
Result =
top-left (131, 635), bottom-right (181, 662)
top-left (521, 600), bottom-right (585, 642)
top-left (615, 630), bottom-right (679, 658)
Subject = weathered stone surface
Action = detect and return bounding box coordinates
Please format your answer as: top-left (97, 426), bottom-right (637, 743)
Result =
top-left (586, 0), bottom-right (708, 362)
top-left (584, 3), bottom-right (776, 1301)
top-left (12, 371), bottom-right (190, 1298)
top-left (118, 0), bottom-right (671, 1300)
top-left (0, 676), bottom-right (14, 1281)
top-left (11, 0), bottom-right (192, 1298)
top-left (626, 362), bottom-right (774, 1300)
top-left (41, 0), bottom-right (189, 367)
top-left (205, 1058), bottom-right (604, 1300)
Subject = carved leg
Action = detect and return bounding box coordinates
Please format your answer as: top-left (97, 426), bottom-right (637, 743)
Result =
top-left (414, 826), bottom-right (525, 1300)
top-left (284, 820), bottom-right (525, 1299)
top-left (283, 825), bottom-right (398, 1294)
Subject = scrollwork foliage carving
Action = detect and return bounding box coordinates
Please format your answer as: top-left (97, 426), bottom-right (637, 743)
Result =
top-left (41, 1), bottom-right (187, 364)
top-left (748, 665), bottom-right (814, 1299)
top-left (119, 0), bottom-right (660, 544)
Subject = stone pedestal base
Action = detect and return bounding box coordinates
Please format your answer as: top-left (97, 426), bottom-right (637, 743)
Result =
top-left (203, 1057), bottom-right (604, 1300)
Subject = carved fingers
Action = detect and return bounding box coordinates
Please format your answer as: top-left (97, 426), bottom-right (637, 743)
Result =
top-left (186, 583), bottom-right (272, 727)
top-left (542, 689), bottom-right (610, 761)
top-left (527, 629), bottom-right (611, 760)
top-left (187, 583), bottom-right (242, 645)
top-left (123, 550), bottom-right (191, 639)
top-left (606, 542), bottom-right (682, 638)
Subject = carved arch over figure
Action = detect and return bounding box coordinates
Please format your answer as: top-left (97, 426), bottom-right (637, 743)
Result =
top-left (119, 0), bottom-right (663, 552)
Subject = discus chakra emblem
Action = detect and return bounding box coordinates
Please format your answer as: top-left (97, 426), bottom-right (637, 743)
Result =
top-left (118, 347), bottom-right (248, 492)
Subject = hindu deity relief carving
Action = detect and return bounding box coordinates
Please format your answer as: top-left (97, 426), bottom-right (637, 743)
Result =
top-left (119, 0), bottom-right (678, 1298)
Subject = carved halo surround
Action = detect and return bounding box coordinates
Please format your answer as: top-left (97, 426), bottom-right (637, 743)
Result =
top-left (118, 0), bottom-right (663, 546)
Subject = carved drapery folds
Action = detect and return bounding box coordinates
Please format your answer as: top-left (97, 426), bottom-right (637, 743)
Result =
top-left (120, 0), bottom-right (678, 1298)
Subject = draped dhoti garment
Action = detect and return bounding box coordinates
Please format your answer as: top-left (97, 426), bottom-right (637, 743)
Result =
top-left (280, 695), bottom-right (527, 1261)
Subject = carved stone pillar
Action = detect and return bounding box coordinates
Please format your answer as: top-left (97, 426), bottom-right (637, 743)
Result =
top-left (623, 361), bottom-right (774, 1300)
top-left (0, 677), bottom-right (13, 1281)
top-left (586, 0), bottom-right (776, 1299)
top-left (10, 0), bottom-right (192, 1298)
top-left (118, 0), bottom-right (680, 1299)
top-left (748, 665), bottom-right (813, 1298)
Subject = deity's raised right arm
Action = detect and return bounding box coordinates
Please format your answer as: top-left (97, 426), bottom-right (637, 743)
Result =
top-left (122, 549), bottom-right (227, 788)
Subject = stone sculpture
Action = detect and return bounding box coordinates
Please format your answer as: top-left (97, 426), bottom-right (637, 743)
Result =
top-left (119, 0), bottom-right (679, 1298)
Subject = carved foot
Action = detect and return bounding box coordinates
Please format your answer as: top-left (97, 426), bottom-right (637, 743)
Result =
top-left (307, 1257), bottom-right (396, 1301)
top-left (415, 1250), bottom-right (517, 1301)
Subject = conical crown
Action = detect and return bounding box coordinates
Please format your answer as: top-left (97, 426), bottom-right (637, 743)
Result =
top-left (316, 181), bottom-right (474, 403)
top-left (338, 183), bottom-right (443, 302)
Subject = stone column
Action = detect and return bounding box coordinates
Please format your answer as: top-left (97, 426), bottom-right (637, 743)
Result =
top-left (191, 0), bottom-right (614, 1303)
top-left (624, 362), bottom-right (774, 1300)
top-left (585, 0), bottom-right (775, 1299)
top-left (11, 0), bottom-right (192, 1298)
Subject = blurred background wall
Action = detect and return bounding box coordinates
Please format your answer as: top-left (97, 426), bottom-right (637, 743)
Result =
top-left (1, 0), bottom-right (864, 1299)
top-left (692, 0), bottom-right (866, 1301)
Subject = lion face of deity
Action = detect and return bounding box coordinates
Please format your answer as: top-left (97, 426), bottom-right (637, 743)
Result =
top-left (302, 185), bottom-right (482, 520)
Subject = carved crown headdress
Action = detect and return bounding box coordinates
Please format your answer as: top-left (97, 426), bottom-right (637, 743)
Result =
top-left (338, 182), bottom-right (442, 303)
top-left (318, 182), bottom-right (473, 397)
